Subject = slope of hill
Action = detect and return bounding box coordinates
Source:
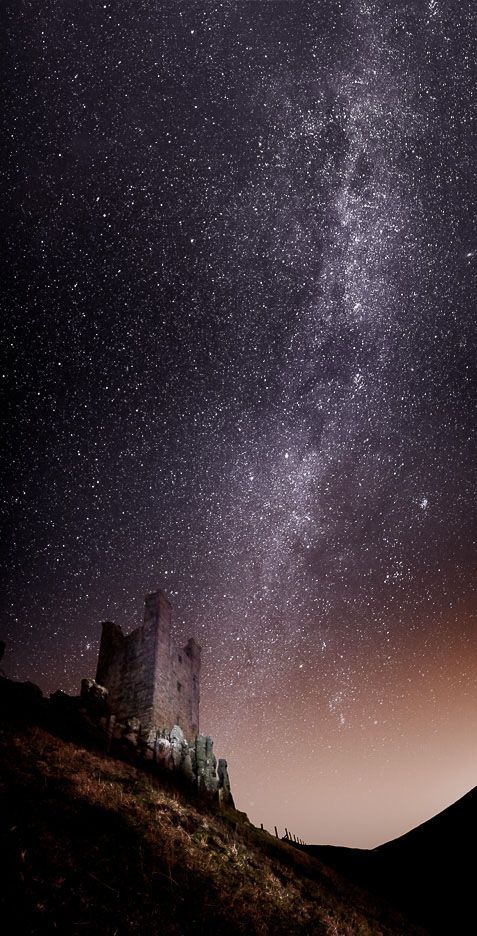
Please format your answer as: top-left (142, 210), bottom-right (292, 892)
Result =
top-left (303, 788), bottom-right (476, 935)
top-left (0, 690), bottom-right (424, 936)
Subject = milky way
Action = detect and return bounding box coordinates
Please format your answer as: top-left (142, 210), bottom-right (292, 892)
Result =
top-left (3, 1), bottom-right (477, 845)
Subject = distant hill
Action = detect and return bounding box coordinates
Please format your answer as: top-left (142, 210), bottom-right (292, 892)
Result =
top-left (0, 677), bottom-right (424, 936)
top-left (302, 787), bottom-right (477, 935)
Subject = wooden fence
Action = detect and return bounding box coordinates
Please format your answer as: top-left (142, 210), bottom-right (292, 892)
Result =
top-left (260, 823), bottom-right (306, 845)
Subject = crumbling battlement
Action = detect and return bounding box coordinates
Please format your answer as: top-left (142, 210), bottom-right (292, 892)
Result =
top-left (96, 590), bottom-right (200, 740)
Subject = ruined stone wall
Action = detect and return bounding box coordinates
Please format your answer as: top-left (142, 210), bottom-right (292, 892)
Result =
top-left (96, 591), bottom-right (200, 739)
top-left (96, 619), bottom-right (157, 724)
top-left (169, 638), bottom-right (200, 737)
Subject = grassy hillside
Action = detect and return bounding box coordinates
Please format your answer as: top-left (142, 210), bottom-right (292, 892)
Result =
top-left (0, 713), bottom-right (424, 935)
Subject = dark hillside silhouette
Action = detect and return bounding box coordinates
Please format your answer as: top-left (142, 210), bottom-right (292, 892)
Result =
top-left (302, 788), bottom-right (477, 935)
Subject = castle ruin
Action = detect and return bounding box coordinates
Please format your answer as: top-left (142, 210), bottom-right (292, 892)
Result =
top-left (96, 590), bottom-right (200, 740)
top-left (86, 589), bottom-right (234, 806)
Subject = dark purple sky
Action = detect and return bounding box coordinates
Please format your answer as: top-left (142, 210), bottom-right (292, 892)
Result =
top-left (2, 0), bottom-right (476, 846)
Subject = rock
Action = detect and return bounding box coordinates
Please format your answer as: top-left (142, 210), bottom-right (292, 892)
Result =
top-left (152, 726), bottom-right (193, 781)
top-left (180, 747), bottom-right (194, 782)
top-left (111, 719), bottom-right (126, 742)
top-left (218, 758), bottom-right (235, 808)
top-left (80, 678), bottom-right (108, 704)
top-left (155, 736), bottom-right (173, 769)
top-left (194, 735), bottom-right (219, 796)
top-left (123, 717), bottom-right (140, 745)
top-left (106, 713), bottom-right (116, 750)
top-left (168, 725), bottom-right (195, 781)
top-left (189, 743), bottom-right (197, 776)
top-left (139, 725), bottom-right (157, 760)
top-left (80, 678), bottom-right (109, 714)
top-left (170, 724), bottom-right (187, 769)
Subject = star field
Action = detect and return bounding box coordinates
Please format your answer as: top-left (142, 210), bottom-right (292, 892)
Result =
top-left (2, 1), bottom-right (477, 845)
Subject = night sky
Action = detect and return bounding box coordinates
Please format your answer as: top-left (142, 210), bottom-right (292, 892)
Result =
top-left (2, 1), bottom-right (477, 847)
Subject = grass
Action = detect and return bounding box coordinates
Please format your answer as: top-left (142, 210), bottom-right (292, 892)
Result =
top-left (0, 718), bottom-right (425, 935)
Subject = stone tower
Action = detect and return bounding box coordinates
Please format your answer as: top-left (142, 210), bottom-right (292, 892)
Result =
top-left (95, 590), bottom-right (200, 740)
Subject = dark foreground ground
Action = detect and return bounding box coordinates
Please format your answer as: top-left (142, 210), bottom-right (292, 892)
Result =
top-left (0, 679), bottom-right (425, 936)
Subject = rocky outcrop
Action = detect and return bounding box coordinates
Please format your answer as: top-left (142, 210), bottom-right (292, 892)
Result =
top-left (194, 733), bottom-right (218, 796)
top-left (218, 757), bottom-right (235, 808)
top-left (80, 678), bottom-right (109, 708)
top-left (105, 713), bottom-right (231, 802)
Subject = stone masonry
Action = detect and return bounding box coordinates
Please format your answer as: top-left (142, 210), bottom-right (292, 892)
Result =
top-left (96, 590), bottom-right (200, 740)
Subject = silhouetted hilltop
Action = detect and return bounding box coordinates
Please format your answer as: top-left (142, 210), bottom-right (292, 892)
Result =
top-left (302, 788), bottom-right (477, 935)
top-left (0, 676), bottom-right (424, 935)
